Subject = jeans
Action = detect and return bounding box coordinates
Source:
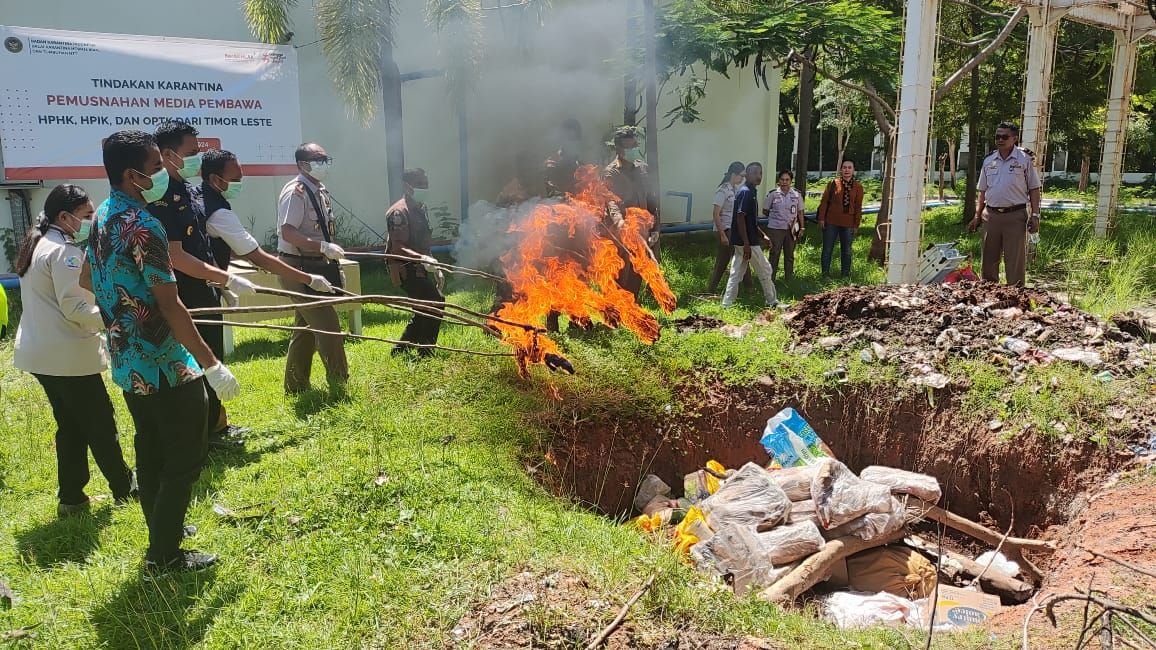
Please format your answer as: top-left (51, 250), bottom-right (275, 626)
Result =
top-left (123, 377), bottom-right (208, 563)
top-left (33, 373), bottom-right (133, 505)
top-left (721, 246), bottom-right (778, 308)
top-left (397, 265), bottom-right (445, 355)
top-left (821, 224), bottom-right (854, 278)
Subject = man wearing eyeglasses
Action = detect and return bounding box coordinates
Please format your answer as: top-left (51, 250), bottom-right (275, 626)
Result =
top-left (275, 142), bottom-right (349, 393)
top-left (968, 121), bottom-right (1042, 286)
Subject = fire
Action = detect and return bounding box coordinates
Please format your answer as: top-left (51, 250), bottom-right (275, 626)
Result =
top-left (493, 164), bottom-right (677, 374)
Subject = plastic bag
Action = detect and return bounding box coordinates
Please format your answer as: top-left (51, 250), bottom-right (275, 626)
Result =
top-left (789, 499), bottom-right (819, 525)
top-left (824, 591), bottom-right (924, 629)
top-left (975, 550), bottom-right (1020, 578)
top-left (756, 520), bottom-right (825, 565)
top-left (634, 474), bottom-right (671, 512)
top-left (769, 464), bottom-right (820, 501)
top-left (700, 462), bottom-right (790, 531)
top-left (683, 460), bottom-right (727, 503)
top-left (844, 546), bottom-right (937, 599)
top-left (823, 497), bottom-right (906, 541)
top-left (761, 407), bottom-right (828, 468)
top-left (673, 506), bottom-right (711, 555)
top-left (811, 459), bottom-right (894, 529)
top-left (690, 524), bottom-right (778, 589)
top-left (860, 466), bottom-right (942, 503)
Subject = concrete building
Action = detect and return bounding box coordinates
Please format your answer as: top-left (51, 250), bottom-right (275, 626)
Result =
top-left (0, 0), bottom-right (781, 269)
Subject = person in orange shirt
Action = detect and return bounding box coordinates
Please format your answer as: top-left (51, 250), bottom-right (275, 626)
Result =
top-left (817, 160), bottom-right (865, 280)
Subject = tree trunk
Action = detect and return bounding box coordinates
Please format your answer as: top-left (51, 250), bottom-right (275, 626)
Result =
top-left (836, 127), bottom-right (847, 170)
top-left (939, 154), bottom-right (946, 202)
top-left (964, 63), bottom-right (981, 224)
top-left (948, 139), bottom-right (958, 193)
top-left (643, 0), bottom-right (660, 223)
top-left (1079, 153), bottom-right (1091, 193)
top-left (381, 42), bottom-right (405, 204)
top-left (624, 0), bottom-right (639, 126)
top-left (868, 130), bottom-right (894, 263)
top-left (794, 49), bottom-right (817, 194)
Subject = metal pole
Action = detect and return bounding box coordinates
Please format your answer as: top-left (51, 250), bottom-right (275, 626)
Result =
top-left (458, 91), bottom-right (469, 223)
top-left (1095, 27), bottom-right (1138, 237)
top-left (887, 0), bottom-right (941, 284)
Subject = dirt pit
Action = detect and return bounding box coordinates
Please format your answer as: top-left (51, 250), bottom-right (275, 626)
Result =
top-left (538, 379), bottom-right (1135, 537)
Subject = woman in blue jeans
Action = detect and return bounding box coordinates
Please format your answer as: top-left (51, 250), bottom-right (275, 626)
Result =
top-left (817, 160), bottom-right (865, 279)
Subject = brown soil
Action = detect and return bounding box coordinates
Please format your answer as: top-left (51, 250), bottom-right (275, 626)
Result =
top-left (448, 569), bottom-right (784, 649)
top-left (538, 379), bottom-right (1133, 536)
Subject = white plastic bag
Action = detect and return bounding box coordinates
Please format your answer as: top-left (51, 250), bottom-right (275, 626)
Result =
top-left (824, 591), bottom-right (924, 629)
top-left (700, 462), bottom-right (791, 531)
top-left (811, 459), bottom-right (894, 529)
top-left (690, 524), bottom-right (778, 588)
top-left (788, 499), bottom-right (819, 525)
top-left (769, 464), bottom-right (820, 502)
top-left (975, 550), bottom-right (1020, 578)
top-left (822, 497), bottom-right (906, 541)
top-left (756, 520), bottom-right (825, 565)
top-left (860, 466), bottom-right (942, 503)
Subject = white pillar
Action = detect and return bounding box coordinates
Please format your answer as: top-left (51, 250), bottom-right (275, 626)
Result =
top-left (1095, 28), bottom-right (1138, 236)
top-left (1021, 6), bottom-right (1065, 178)
top-left (887, 0), bottom-right (940, 284)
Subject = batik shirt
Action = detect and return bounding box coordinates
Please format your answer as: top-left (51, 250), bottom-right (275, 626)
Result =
top-left (87, 188), bottom-right (202, 395)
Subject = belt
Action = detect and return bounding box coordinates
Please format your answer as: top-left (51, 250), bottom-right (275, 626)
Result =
top-left (987, 204), bottom-right (1027, 213)
top-left (278, 252), bottom-right (325, 261)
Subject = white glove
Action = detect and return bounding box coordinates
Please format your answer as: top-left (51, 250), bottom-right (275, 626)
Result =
top-left (225, 274), bottom-right (257, 296)
top-left (220, 289), bottom-right (239, 308)
top-left (308, 274), bottom-right (334, 293)
top-left (319, 241), bottom-right (346, 260)
top-left (434, 268), bottom-right (446, 293)
top-left (203, 362), bottom-right (241, 401)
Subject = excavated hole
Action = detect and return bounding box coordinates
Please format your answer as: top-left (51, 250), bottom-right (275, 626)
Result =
top-left (538, 380), bottom-right (1130, 538)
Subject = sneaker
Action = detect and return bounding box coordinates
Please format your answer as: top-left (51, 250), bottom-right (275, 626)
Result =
top-left (143, 549), bottom-right (217, 578)
top-left (208, 431), bottom-right (245, 451)
top-left (57, 495), bottom-right (110, 518)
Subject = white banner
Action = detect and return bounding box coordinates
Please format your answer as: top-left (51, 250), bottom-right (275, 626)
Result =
top-left (0, 25), bottom-right (302, 181)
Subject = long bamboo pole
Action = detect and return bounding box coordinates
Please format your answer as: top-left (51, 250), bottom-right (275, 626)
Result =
top-left (196, 319), bottom-right (514, 357)
top-left (344, 251), bottom-right (506, 283)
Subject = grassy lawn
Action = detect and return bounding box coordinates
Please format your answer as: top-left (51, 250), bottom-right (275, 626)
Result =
top-left (0, 204), bottom-right (1149, 648)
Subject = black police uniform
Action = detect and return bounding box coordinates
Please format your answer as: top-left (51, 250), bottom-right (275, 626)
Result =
top-left (201, 183), bottom-right (235, 271)
top-left (149, 176), bottom-right (227, 435)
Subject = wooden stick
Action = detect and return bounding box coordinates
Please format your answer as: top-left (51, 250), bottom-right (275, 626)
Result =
top-left (1081, 547), bottom-right (1156, 581)
top-left (760, 531), bottom-right (904, 604)
top-left (193, 295), bottom-right (493, 333)
top-left (1044, 593), bottom-right (1156, 628)
top-left (195, 319), bottom-right (514, 357)
top-left (906, 535), bottom-right (1034, 603)
top-left (344, 251), bottom-right (506, 283)
top-left (584, 573), bottom-right (657, 650)
top-left (905, 500), bottom-right (1057, 553)
top-left (968, 518), bottom-right (1015, 589)
top-left (1115, 614), bottom-right (1156, 649)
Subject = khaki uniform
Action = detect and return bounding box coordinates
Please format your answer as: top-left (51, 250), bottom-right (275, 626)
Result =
top-left (602, 159), bottom-right (660, 295)
top-left (978, 147), bottom-right (1041, 286)
top-left (386, 197), bottom-right (443, 355)
top-left (275, 173), bottom-right (349, 392)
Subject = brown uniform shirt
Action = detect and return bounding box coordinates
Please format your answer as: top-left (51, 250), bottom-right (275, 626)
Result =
top-left (602, 159), bottom-right (659, 235)
top-left (386, 197), bottom-right (433, 280)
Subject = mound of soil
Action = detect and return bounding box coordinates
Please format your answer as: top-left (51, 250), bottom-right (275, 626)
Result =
top-left (782, 282), bottom-right (1153, 379)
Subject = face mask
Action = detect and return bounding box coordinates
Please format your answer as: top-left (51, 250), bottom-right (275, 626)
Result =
top-left (624, 147), bottom-right (644, 163)
top-left (411, 187), bottom-right (429, 204)
top-left (175, 153), bottom-right (201, 179)
top-left (74, 217), bottom-right (93, 243)
top-left (221, 180), bottom-right (244, 200)
top-left (307, 161), bottom-right (331, 181)
top-left (135, 167), bottom-right (170, 203)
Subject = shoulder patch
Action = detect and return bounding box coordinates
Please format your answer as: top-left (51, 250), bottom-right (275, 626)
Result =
top-left (293, 183), bottom-right (305, 195)
top-left (63, 255), bottom-right (81, 269)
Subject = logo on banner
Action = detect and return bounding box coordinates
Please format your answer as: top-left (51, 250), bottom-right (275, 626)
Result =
top-left (4, 37), bottom-right (23, 54)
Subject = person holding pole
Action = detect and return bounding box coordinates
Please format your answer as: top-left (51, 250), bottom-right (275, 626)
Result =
top-left (386, 168), bottom-right (445, 357)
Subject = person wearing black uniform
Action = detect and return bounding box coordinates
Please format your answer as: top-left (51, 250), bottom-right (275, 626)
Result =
top-left (149, 121), bottom-right (256, 450)
top-left (386, 168), bottom-right (444, 357)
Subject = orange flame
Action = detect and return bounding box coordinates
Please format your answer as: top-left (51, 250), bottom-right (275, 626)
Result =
top-left (493, 165), bottom-right (677, 374)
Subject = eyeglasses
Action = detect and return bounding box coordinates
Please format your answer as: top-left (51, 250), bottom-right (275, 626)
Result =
top-left (995, 134), bottom-right (1012, 141)
top-left (305, 156), bottom-right (333, 164)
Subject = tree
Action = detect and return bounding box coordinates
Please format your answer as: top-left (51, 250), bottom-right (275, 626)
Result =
top-left (816, 76), bottom-right (869, 168)
top-left (243, 0), bottom-right (541, 203)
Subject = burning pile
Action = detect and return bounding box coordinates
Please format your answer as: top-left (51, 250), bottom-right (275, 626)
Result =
top-left (491, 165), bottom-right (677, 373)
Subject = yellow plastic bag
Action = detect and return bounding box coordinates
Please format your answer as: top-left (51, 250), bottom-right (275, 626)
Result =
top-left (673, 506), bottom-right (707, 555)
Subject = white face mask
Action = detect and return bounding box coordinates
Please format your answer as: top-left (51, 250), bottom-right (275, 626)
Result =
top-left (307, 160), bottom-right (331, 181)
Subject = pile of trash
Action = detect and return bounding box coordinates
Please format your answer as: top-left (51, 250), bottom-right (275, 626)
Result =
top-left (781, 282), bottom-right (1154, 386)
top-left (633, 407), bottom-right (1045, 632)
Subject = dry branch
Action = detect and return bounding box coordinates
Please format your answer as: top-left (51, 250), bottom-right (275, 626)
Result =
top-left (934, 7), bottom-right (1027, 103)
top-left (905, 500), bottom-right (1056, 554)
top-left (585, 573), bottom-right (657, 649)
top-left (195, 319), bottom-right (514, 357)
top-left (760, 531), bottom-right (904, 604)
top-left (1043, 592), bottom-right (1156, 628)
top-left (344, 250), bottom-right (505, 283)
top-left (1081, 547), bottom-right (1156, 580)
top-left (906, 536), bottom-right (1033, 603)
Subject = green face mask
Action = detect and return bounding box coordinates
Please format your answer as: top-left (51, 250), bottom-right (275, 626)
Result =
top-left (176, 153), bottom-right (201, 179)
top-left (411, 187), bottom-right (429, 204)
top-left (74, 218), bottom-right (93, 243)
top-left (624, 147), bottom-right (644, 163)
top-left (221, 180), bottom-right (244, 200)
top-left (136, 168), bottom-right (170, 203)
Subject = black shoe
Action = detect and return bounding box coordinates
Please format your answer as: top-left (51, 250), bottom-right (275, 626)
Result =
top-left (183, 525), bottom-right (198, 539)
top-left (222, 425), bottom-right (250, 438)
top-left (114, 473), bottom-right (140, 505)
top-left (144, 549), bottom-right (217, 578)
top-left (208, 431), bottom-right (245, 451)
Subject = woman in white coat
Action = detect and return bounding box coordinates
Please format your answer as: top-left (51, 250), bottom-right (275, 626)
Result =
top-left (13, 184), bottom-right (135, 517)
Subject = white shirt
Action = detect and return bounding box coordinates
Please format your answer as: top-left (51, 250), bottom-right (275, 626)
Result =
top-left (764, 187), bottom-right (804, 230)
top-left (712, 183), bottom-right (738, 231)
top-left (276, 173), bottom-right (333, 255)
top-left (14, 228), bottom-right (108, 376)
top-left (977, 147), bottom-right (1041, 208)
top-left (206, 207), bottom-right (261, 256)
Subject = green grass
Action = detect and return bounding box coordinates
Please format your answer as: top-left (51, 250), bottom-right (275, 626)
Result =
top-left (0, 209), bottom-right (1149, 648)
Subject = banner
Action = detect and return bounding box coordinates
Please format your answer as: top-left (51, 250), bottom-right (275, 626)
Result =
top-left (0, 25), bottom-right (302, 181)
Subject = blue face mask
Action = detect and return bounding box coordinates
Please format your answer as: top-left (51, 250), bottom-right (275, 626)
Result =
top-left (136, 168), bottom-right (170, 203)
top-left (221, 180), bottom-right (243, 200)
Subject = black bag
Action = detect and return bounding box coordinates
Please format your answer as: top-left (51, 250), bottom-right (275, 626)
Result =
top-left (300, 184), bottom-right (344, 292)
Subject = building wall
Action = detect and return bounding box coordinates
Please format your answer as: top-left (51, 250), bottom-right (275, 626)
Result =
top-left (0, 0), bottom-right (779, 268)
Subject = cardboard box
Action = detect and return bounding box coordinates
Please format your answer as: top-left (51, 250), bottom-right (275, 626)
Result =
top-left (926, 585), bottom-right (1001, 629)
